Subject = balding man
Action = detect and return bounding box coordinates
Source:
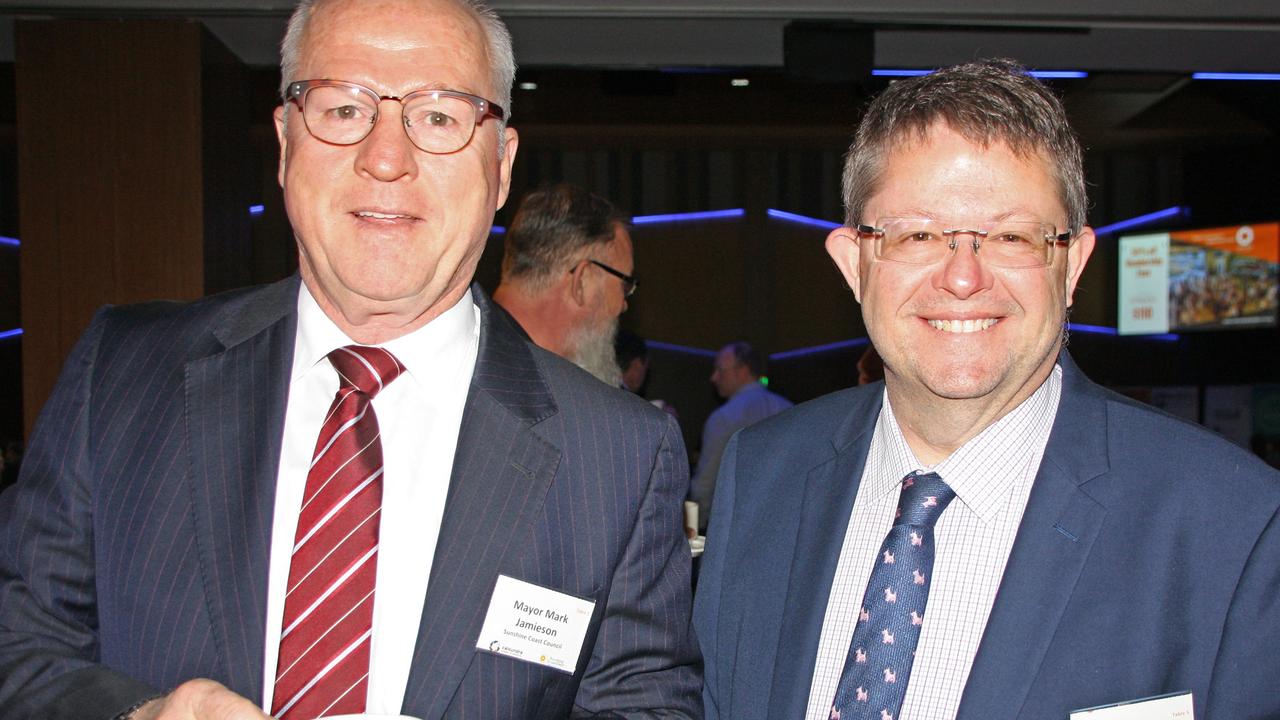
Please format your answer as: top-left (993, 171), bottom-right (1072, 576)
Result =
top-left (493, 184), bottom-right (635, 385)
top-left (0, 2), bottom-right (700, 718)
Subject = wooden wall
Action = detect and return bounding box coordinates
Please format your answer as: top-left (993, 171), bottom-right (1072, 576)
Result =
top-left (15, 20), bottom-right (251, 434)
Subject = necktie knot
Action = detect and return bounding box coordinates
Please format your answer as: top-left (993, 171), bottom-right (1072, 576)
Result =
top-left (328, 345), bottom-right (405, 398)
top-left (895, 471), bottom-right (955, 528)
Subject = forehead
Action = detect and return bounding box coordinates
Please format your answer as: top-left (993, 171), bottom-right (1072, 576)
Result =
top-left (869, 124), bottom-right (1063, 221)
top-left (298, 0), bottom-right (493, 96)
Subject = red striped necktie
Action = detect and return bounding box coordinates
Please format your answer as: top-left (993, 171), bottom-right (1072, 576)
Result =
top-left (272, 345), bottom-right (406, 719)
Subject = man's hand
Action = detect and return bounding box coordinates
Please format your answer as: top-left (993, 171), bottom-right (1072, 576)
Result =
top-left (129, 679), bottom-right (272, 720)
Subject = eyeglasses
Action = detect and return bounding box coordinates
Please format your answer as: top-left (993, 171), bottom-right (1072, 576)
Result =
top-left (587, 259), bottom-right (638, 297)
top-left (856, 217), bottom-right (1073, 269)
top-left (285, 79), bottom-right (505, 154)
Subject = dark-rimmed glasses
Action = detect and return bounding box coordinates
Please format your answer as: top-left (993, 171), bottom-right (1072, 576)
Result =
top-left (586, 259), bottom-right (638, 297)
top-left (286, 79), bottom-right (505, 154)
top-left (856, 217), bottom-right (1073, 269)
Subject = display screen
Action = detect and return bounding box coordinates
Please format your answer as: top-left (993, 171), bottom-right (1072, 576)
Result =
top-left (1118, 222), bottom-right (1279, 334)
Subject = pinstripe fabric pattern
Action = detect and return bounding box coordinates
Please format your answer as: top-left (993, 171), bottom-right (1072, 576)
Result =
top-left (0, 278), bottom-right (701, 720)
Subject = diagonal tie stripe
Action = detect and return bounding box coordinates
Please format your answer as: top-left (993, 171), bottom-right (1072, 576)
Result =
top-left (273, 345), bottom-right (405, 720)
top-left (830, 471), bottom-right (956, 720)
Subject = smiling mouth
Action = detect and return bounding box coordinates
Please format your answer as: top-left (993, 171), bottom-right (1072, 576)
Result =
top-left (353, 210), bottom-right (417, 221)
top-left (928, 318), bottom-right (999, 333)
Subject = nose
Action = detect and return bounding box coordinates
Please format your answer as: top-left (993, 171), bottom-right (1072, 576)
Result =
top-left (933, 231), bottom-right (991, 299)
top-left (354, 102), bottom-right (418, 182)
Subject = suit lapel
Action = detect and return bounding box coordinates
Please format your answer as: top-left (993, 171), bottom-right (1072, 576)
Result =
top-left (184, 278), bottom-right (298, 701)
top-left (400, 286), bottom-right (561, 718)
top-left (767, 391), bottom-right (881, 718)
top-left (957, 357), bottom-right (1110, 719)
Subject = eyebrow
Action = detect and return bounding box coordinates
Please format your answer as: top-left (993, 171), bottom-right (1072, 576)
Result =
top-left (878, 209), bottom-right (1048, 223)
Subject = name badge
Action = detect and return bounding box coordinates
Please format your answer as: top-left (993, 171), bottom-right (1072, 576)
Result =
top-left (475, 575), bottom-right (596, 674)
top-left (1070, 691), bottom-right (1194, 720)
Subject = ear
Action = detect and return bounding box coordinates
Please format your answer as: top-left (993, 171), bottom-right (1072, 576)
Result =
top-left (567, 259), bottom-right (590, 307)
top-left (496, 127), bottom-right (520, 210)
top-left (274, 105), bottom-right (289, 189)
top-left (1064, 226), bottom-right (1096, 308)
top-left (825, 226), bottom-right (865, 303)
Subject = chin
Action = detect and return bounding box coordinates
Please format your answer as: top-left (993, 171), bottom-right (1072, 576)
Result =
top-left (917, 365), bottom-right (1006, 400)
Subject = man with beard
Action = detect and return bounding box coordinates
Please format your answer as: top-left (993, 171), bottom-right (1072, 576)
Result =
top-left (494, 184), bottom-right (635, 385)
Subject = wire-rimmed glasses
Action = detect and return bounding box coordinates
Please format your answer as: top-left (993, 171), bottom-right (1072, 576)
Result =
top-left (285, 79), bottom-right (505, 154)
top-left (855, 217), bottom-right (1073, 269)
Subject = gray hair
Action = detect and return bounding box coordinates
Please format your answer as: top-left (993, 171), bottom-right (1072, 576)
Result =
top-left (278, 0), bottom-right (516, 152)
top-left (842, 58), bottom-right (1087, 234)
top-left (501, 184), bottom-right (629, 293)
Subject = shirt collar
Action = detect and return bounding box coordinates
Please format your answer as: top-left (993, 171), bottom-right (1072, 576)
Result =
top-left (871, 365), bottom-right (1063, 523)
top-left (729, 380), bottom-right (765, 400)
top-left (292, 282), bottom-right (478, 386)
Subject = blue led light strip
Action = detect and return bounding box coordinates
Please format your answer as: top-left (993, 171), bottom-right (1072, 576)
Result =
top-left (490, 226), bottom-right (506, 235)
top-left (767, 209), bottom-right (841, 230)
top-left (631, 208), bottom-right (745, 225)
top-left (873, 69), bottom-right (1087, 79)
top-left (0, 328), bottom-right (23, 341)
top-left (1094, 206), bottom-right (1188, 236)
top-left (646, 340), bottom-right (717, 357)
top-left (872, 69), bottom-right (932, 77)
top-left (770, 337), bottom-right (870, 361)
top-left (1068, 323), bottom-right (1178, 341)
top-left (0, 236), bottom-right (19, 248)
top-left (1192, 72), bottom-right (1280, 81)
top-left (248, 205), bottom-right (265, 216)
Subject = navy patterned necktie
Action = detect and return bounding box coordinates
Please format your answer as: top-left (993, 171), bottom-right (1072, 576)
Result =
top-left (829, 471), bottom-right (956, 720)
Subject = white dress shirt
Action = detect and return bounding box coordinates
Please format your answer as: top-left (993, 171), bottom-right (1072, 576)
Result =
top-left (804, 366), bottom-right (1063, 720)
top-left (261, 283), bottom-right (479, 714)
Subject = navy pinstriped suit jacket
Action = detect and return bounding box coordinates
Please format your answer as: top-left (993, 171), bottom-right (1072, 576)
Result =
top-left (694, 355), bottom-right (1280, 720)
top-left (0, 276), bottom-right (702, 719)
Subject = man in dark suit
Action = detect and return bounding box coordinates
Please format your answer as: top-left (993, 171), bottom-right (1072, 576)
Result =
top-left (0, 1), bottom-right (700, 718)
top-left (693, 59), bottom-right (1280, 720)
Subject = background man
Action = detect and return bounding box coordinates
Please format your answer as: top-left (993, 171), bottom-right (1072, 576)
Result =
top-left (615, 328), bottom-right (650, 394)
top-left (689, 341), bottom-right (791, 532)
top-left (694, 59), bottom-right (1280, 720)
top-left (0, 1), bottom-right (700, 719)
top-left (493, 183), bottom-right (635, 385)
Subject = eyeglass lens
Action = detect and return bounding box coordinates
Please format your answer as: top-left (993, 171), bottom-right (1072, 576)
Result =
top-left (875, 218), bottom-right (1061, 268)
top-left (300, 84), bottom-right (484, 154)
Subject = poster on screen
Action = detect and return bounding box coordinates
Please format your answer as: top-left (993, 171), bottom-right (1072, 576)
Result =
top-left (1118, 223), bottom-right (1279, 335)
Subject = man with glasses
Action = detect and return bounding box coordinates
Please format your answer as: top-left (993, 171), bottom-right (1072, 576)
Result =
top-left (493, 184), bottom-right (637, 385)
top-left (694, 59), bottom-right (1280, 720)
top-left (0, 1), bottom-right (700, 719)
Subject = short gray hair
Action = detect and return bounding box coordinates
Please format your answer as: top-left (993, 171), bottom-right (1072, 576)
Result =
top-left (501, 184), bottom-right (629, 293)
top-left (278, 0), bottom-right (516, 150)
top-left (842, 58), bottom-right (1087, 234)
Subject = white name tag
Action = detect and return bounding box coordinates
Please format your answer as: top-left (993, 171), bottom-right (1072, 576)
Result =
top-left (475, 575), bottom-right (596, 674)
top-left (1070, 691), bottom-right (1194, 720)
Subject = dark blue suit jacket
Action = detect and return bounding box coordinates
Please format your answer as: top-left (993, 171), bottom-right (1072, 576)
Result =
top-left (694, 356), bottom-right (1280, 719)
top-left (0, 277), bottom-right (701, 719)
